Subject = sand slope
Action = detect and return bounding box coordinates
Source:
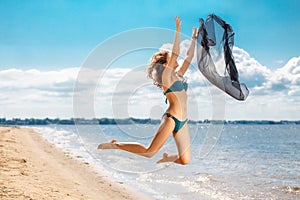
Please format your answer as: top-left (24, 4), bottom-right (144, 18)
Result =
top-left (0, 126), bottom-right (151, 200)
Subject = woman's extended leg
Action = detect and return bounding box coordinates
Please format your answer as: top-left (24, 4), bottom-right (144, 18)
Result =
top-left (98, 116), bottom-right (175, 158)
top-left (157, 124), bottom-right (191, 165)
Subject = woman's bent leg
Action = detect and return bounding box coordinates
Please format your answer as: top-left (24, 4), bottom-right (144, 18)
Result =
top-left (173, 124), bottom-right (191, 164)
top-left (98, 116), bottom-right (175, 158)
top-left (157, 124), bottom-right (191, 165)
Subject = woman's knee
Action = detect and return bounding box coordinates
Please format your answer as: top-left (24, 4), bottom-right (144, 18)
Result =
top-left (143, 149), bottom-right (158, 158)
top-left (178, 154), bottom-right (190, 165)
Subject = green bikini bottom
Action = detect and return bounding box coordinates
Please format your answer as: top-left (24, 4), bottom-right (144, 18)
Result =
top-left (163, 113), bottom-right (188, 132)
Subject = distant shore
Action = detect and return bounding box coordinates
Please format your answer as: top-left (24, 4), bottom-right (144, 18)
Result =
top-left (0, 126), bottom-right (152, 200)
top-left (1, 117), bottom-right (299, 126)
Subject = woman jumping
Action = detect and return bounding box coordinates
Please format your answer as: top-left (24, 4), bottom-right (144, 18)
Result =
top-left (98, 16), bottom-right (198, 165)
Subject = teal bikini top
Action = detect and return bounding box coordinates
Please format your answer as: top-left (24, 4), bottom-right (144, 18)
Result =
top-left (163, 80), bottom-right (188, 103)
top-left (164, 80), bottom-right (188, 95)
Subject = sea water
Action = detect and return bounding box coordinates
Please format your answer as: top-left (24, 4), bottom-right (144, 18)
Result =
top-left (33, 124), bottom-right (300, 200)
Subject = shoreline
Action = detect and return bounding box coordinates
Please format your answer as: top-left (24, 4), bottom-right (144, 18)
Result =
top-left (1, 118), bottom-right (300, 126)
top-left (0, 126), bottom-right (153, 200)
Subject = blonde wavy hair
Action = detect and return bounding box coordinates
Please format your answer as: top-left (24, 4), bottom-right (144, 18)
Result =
top-left (147, 51), bottom-right (168, 88)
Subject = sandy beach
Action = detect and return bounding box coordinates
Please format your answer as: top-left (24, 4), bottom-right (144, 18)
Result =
top-left (0, 126), bottom-right (152, 200)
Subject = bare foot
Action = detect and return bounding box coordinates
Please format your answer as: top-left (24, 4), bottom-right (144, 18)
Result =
top-left (157, 152), bottom-right (178, 163)
top-left (97, 139), bottom-right (118, 149)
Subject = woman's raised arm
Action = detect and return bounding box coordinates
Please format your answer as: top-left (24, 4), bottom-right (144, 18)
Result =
top-left (168, 16), bottom-right (181, 69)
top-left (176, 28), bottom-right (198, 76)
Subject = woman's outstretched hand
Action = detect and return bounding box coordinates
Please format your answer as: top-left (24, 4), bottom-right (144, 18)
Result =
top-left (175, 16), bottom-right (181, 32)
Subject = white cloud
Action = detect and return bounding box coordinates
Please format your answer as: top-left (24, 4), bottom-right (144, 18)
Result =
top-left (0, 68), bottom-right (79, 92)
top-left (253, 56), bottom-right (300, 98)
top-left (0, 68), bottom-right (79, 118)
top-left (233, 47), bottom-right (271, 88)
top-left (0, 42), bottom-right (299, 120)
top-left (228, 51), bottom-right (300, 120)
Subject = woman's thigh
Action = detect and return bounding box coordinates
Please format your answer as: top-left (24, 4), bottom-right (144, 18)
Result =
top-left (147, 116), bottom-right (175, 153)
top-left (173, 124), bottom-right (191, 159)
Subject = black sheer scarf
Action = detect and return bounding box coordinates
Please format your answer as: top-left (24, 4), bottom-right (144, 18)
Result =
top-left (197, 14), bottom-right (249, 100)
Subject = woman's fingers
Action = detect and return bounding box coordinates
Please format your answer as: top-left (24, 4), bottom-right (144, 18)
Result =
top-left (175, 16), bottom-right (181, 30)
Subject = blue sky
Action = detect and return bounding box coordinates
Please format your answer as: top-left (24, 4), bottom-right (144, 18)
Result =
top-left (1, 0), bottom-right (299, 70)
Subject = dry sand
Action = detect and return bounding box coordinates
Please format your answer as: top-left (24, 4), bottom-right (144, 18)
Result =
top-left (0, 126), bottom-right (153, 200)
